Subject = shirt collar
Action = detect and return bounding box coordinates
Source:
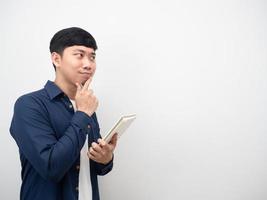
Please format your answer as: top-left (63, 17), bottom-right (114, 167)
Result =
top-left (44, 80), bottom-right (64, 100)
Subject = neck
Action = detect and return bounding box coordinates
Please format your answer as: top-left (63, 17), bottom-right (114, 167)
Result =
top-left (54, 75), bottom-right (76, 100)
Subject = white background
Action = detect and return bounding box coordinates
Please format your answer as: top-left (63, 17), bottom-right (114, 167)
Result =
top-left (0, 0), bottom-right (267, 199)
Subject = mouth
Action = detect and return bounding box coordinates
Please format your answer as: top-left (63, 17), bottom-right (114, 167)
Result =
top-left (80, 72), bottom-right (91, 77)
top-left (79, 73), bottom-right (93, 85)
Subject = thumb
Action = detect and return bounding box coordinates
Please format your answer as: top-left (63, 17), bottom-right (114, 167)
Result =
top-left (110, 133), bottom-right (118, 146)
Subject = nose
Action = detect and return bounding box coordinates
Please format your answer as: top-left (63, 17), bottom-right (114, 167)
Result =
top-left (82, 65), bottom-right (91, 70)
top-left (82, 58), bottom-right (94, 71)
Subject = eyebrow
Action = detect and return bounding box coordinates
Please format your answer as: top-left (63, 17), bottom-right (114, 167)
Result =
top-left (73, 49), bottom-right (96, 56)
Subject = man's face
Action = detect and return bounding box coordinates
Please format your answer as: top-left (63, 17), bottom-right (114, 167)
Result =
top-left (54, 45), bottom-right (96, 86)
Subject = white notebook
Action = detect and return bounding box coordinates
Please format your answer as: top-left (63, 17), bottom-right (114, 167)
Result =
top-left (103, 114), bottom-right (136, 143)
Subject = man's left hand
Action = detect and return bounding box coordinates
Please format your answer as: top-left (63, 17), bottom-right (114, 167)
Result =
top-left (88, 134), bottom-right (118, 164)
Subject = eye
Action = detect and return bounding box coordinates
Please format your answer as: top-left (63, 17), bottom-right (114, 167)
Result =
top-left (74, 53), bottom-right (83, 58)
top-left (90, 55), bottom-right (96, 62)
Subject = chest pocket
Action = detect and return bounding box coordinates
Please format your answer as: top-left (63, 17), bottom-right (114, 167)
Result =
top-left (47, 101), bottom-right (73, 139)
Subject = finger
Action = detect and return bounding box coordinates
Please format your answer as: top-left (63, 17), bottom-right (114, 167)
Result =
top-left (110, 133), bottom-right (118, 146)
top-left (89, 147), bottom-right (99, 158)
top-left (97, 138), bottom-right (107, 147)
top-left (91, 142), bottom-right (102, 153)
top-left (82, 77), bottom-right (92, 91)
top-left (75, 82), bottom-right (82, 91)
top-left (88, 89), bottom-right (94, 95)
top-left (87, 151), bottom-right (98, 161)
top-left (98, 139), bottom-right (113, 152)
top-left (89, 148), bottom-right (104, 161)
top-left (99, 139), bottom-right (114, 153)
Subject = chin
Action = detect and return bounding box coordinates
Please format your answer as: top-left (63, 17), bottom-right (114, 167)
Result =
top-left (81, 81), bottom-right (86, 86)
top-left (78, 74), bottom-right (94, 85)
top-left (80, 78), bottom-right (89, 86)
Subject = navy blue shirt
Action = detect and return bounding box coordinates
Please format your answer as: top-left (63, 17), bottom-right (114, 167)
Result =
top-left (10, 81), bottom-right (113, 200)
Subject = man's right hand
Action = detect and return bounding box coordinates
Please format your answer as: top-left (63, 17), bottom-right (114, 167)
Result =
top-left (75, 77), bottom-right (98, 117)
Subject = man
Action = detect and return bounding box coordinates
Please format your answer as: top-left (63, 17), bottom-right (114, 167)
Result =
top-left (10, 27), bottom-right (117, 200)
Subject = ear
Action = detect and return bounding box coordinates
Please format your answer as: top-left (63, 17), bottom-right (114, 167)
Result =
top-left (51, 52), bottom-right (62, 69)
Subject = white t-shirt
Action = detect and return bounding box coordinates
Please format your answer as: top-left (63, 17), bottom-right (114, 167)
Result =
top-left (70, 99), bottom-right (92, 200)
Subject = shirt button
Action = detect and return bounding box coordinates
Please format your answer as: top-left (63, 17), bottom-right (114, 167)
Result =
top-left (69, 104), bottom-right (73, 108)
top-left (87, 125), bottom-right (91, 129)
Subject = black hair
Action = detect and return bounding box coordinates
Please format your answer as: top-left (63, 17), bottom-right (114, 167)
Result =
top-left (49, 27), bottom-right (98, 70)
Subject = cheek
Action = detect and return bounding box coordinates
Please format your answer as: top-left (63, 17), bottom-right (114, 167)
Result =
top-left (62, 58), bottom-right (81, 72)
top-left (92, 64), bottom-right (97, 72)
top-left (60, 59), bottom-right (81, 80)
top-left (65, 57), bottom-right (81, 68)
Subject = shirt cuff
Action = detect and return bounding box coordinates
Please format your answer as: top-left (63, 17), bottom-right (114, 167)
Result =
top-left (98, 154), bottom-right (114, 173)
top-left (71, 111), bottom-right (94, 129)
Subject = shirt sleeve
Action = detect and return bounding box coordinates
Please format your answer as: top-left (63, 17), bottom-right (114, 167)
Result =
top-left (10, 95), bottom-right (94, 182)
top-left (92, 155), bottom-right (114, 176)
